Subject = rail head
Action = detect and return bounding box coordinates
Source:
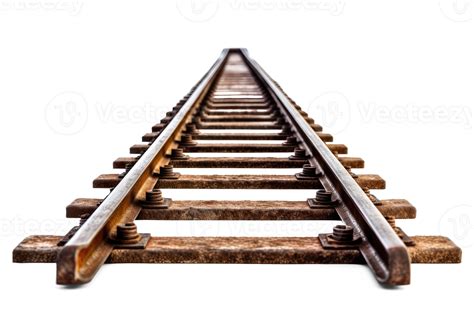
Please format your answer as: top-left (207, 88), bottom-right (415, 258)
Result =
top-left (56, 49), bottom-right (230, 285)
top-left (240, 49), bottom-right (411, 285)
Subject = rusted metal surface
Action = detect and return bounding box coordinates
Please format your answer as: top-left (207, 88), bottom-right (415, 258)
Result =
top-left (171, 157), bottom-right (306, 168)
top-left (113, 157), bottom-right (139, 169)
top-left (204, 110), bottom-right (273, 116)
top-left (114, 156), bottom-right (364, 169)
top-left (199, 122), bottom-right (283, 129)
top-left (14, 235), bottom-right (461, 264)
top-left (194, 133), bottom-right (287, 140)
top-left (13, 48), bottom-right (460, 286)
top-left (207, 103), bottom-right (270, 110)
top-left (157, 174), bottom-right (323, 190)
top-left (142, 132), bottom-right (159, 142)
top-left (243, 49), bottom-right (412, 285)
top-left (338, 157), bottom-right (365, 168)
top-left (182, 143), bottom-right (296, 153)
top-left (66, 198), bottom-right (416, 220)
top-left (144, 131), bottom-right (335, 142)
top-left (201, 114), bottom-right (277, 121)
top-left (93, 173), bottom-right (384, 190)
top-left (130, 144), bottom-right (150, 154)
top-left (53, 49), bottom-right (230, 284)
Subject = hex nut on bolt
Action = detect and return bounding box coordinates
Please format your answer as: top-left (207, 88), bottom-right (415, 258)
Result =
top-left (180, 133), bottom-right (197, 146)
top-left (141, 188), bottom-right (172, 209)
top-left (111, 222), bottom-right (151, 249)
top-left (185, 123), bottom-right (200, 135)
top-left (319, 225), bottom-right (361, 249)
top-left (156, 165), bottom-right (180, 179)
top-left (307, 190), bottom-right (339, 209)
top-left (295, 164), bottom-right (321, 180)
top-left (169, 148), bottom-right (189, 160)
top-left (116, 222), bottom-right (141, 244)
top-left (282, 136), bottom-right (298, 146)
top-left (289, 148), bottom-right (310, 160)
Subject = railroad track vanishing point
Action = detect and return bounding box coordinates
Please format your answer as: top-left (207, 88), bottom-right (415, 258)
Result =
top-left (13, 48), bottom-right (461, 286)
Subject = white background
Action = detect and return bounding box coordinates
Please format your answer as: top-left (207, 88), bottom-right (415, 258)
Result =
top-left (0, 1), bottom-right (472, 315)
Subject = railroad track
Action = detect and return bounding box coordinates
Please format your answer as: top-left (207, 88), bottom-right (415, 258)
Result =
top-left (13, 48), bottom-right (461, 286)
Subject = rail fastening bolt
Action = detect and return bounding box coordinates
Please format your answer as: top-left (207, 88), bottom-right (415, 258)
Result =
top-left (330, 225), bottom-right (354, 242)
top-left (283, 136), bottom-right (298, 146)
top-left (315, 190), bottom-right (333, 205)
top-left (115, 222), bottom-right (141, 244)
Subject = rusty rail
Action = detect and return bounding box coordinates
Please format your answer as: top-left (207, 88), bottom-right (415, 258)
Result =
top-left (241, 50), bottom-right (410, 284)
top-left (55, 49), bottom-right (231, 284)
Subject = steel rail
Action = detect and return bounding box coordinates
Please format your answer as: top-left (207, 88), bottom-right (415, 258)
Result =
top-left (56, 49), bottom-right (230, 285)
top-left (241, 49), bottom-right (411, 285)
